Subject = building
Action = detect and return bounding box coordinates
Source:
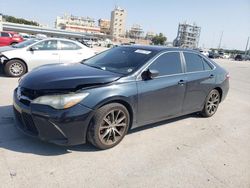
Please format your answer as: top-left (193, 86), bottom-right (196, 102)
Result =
top-left (55, 14), bottom-right (100, 34)
top-left (110, 6), bottom-right (126, 38)
top-left (145, 31), bottom-right (156, 40)
top-left (127, 24), bottom-right (144, 39)
top-left (98, 19), bottom-right (110, 35)
top-left (173, 22), bottom-right (201, 48)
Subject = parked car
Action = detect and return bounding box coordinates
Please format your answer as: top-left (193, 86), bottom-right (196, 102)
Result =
top-left (13, 46), bottom-right (229, 150)
top-left (199, 49), bottom-right (209, 57)
top-left (19, 33), bottom-right (31, 40)
top-left (234, 54), bottom-right (250, 61)
top-left (0, 38), bottom-right (95, 77)
top-left (208, 51), bottom-right (220, 59)
top-left (0, 31), bottom-right (24, 46)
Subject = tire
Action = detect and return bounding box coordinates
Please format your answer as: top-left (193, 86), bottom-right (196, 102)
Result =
top-left (201, 89), bottom-right (221, 117)
top-left (10, 42), bottom-right (18, 46)
top-left (4, 59), bottom-right (27, 77)
top-left (87, 103), bottom-right (130, 150)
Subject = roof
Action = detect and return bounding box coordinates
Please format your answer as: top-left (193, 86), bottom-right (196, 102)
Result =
top-left (122, 45), bottom-right (198, 53)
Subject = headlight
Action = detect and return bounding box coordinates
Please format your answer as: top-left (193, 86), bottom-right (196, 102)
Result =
top-left (32, 93), bottom-right (89, 109)
top-left (0, 56), bottom-right (8, 63)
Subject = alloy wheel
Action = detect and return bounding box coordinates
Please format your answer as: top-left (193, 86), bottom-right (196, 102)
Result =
top-left (206, 91), bottom-right (220, 115)
top-left (9, 62), bottom-right (24, 76)
top-left (98, 109), bottom-right (128, 145)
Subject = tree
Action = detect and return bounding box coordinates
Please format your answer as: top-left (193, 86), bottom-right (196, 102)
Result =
top-left (152, 33), bottom-right (167, 45)
top-left (3, 15), bottom-right (39, 26)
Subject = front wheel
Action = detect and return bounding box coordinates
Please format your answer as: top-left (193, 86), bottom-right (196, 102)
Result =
top-left (4, 59), bottom-right (27, 77)
top-left (201, 89), bottom-right (220, 117)
top-left (87, 103), bottom-right (130, 150)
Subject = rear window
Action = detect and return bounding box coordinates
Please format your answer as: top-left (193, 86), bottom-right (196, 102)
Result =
top-left (184, 52), bottom-right (213, 72)
top-left (202, 58), bottom-right (213, 70)
top-left (184, 52), bottom-right (204, 72)
top-left (60, 41), bottom-right (81, 50)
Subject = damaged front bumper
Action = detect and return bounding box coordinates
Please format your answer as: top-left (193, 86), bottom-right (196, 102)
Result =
top-left (13, 88), bottom-right (94, 146)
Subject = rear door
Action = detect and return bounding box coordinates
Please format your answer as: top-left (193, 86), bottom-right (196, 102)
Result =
top-left (182, 52), bottom-right (215, 113)
top-left (137, 52), bottom-right (186, 125)
top-left (0, 32), bottom-right (11, 46)
top-left (26, 40), bottom-right (60, 70)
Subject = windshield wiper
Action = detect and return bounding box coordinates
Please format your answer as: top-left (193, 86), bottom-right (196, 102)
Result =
top-left (84, 63), bottom-right (103, 70)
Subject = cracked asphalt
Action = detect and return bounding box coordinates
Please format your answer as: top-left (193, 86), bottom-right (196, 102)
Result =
top-left (0, 59), bottom-right (249, 188)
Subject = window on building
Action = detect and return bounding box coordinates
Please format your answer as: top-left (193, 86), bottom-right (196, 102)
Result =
top-left (149, 52), bottom-right (183, 76)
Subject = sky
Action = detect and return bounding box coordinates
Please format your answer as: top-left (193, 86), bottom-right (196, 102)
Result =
top-left (1, 0), bottom-right (250, 50)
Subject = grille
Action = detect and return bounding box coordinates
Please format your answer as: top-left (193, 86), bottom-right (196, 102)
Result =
top-left (22, 113), bottom-right (38, 135)
top-left (14, 109), bottom-right (38, 136)
top-left (14, 108), bottom-right (23, 127)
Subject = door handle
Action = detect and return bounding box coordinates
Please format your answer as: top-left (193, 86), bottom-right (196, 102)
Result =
top-left (52, 53), bottom-right (58, 55)
top-left (209, 74), bottom-right (215, 78)
top-left (178, 80), bottom-right (186, 85)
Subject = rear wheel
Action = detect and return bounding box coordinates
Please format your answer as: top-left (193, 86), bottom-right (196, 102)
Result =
top-left (4, 59), bottom-right (27, 77)
top-left (201, 89), bottom-right (220, 117)
top-left (87, 103), bottom-right (130, 150)
top-left (10, 42), bottom-right (18, 46)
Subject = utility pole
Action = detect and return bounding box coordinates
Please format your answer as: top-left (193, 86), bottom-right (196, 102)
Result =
top-left (218, 31), bottom-right (223, 49)
top-left (244, 37), bottom-right (249, 56)
top-left (248, 43), bottom-right (250, 55)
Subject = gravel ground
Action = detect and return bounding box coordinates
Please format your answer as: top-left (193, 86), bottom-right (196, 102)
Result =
top-left (0, 59), bottom-right (249, 188)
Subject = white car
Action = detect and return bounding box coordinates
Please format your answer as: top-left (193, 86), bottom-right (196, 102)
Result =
top-left (0, 38), bottom-right (95, 77)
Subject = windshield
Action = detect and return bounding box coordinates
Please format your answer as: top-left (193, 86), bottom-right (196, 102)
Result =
top-left (83, 47), bottom-right (157, 75)
top-left (13, 39), bottom-right (41, 48)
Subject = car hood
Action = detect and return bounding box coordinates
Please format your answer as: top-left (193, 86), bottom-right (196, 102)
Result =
top-left (0, 46), bottom-right (16, 53)
top-left (19, 63), bottom-right (122, 90)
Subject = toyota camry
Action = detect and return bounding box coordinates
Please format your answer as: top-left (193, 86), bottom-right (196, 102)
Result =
top-left (13, 46), bottom-right (229, 149)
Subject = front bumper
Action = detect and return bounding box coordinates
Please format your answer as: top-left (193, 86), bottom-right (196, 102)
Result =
top-left (13, 88), bottom-right (94, 146)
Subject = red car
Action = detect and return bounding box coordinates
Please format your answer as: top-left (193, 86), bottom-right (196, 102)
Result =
top-left (0, 31), bottom-right (24, 46)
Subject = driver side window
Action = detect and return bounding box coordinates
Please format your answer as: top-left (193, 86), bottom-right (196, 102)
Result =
top-left (149, 52), bottom-right (183, 76)
top-left (32, 40), bottom-right (58, 51)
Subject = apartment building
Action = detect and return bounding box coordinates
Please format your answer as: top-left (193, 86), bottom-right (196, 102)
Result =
top-left (110, 7), bottom-right (126, 38)
top-left (98, 19), bottom-right (110, 35)
top-left (173, 22), bottom-right (201, 48)
top-left (55, 14), bottom-right (100, 34)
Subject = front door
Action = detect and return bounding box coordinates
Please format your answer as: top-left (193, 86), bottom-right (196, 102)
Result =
top-left (137, 52), bottom-right (186, 126)
top-left (27, 40), bottom-right (60, 70)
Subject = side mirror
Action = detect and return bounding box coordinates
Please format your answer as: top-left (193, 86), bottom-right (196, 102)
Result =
top-left (28, 46), bottom-right (38, 51)
top-left (141, 69), bottom-right (159, 80)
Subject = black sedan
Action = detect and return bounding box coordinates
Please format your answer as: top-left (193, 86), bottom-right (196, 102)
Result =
top-left (13, 46), bottom-right (229, 149)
